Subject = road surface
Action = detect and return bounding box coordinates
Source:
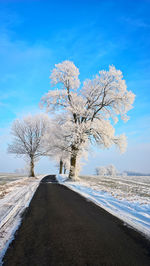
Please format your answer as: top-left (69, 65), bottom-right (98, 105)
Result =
top-left (3, 175), bottom-right (150, 266)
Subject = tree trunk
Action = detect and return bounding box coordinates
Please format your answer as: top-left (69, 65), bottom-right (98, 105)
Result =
top-left (29, 156), bottom-right (35, 177)
top-left (59, 159), bottom-right (63, 174)
top-left (64, 166), bottom-right (66, 174)
top-left (69, 146), bottom-right (78, 180)
top-left (69, 154), bottom-right (77, 180)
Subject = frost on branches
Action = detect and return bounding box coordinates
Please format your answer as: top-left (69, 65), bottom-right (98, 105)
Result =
top-left (43, 117), bottom-right (71, 174)
top-left (8, 114), bottom-right (50, 177)
top-left (41, 61), bottom-right (135, 180)
top-left (96, 164), bottom-right (118, 176)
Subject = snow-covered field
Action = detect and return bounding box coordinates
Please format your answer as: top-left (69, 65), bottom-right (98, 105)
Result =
top-left (0, 173), bottom-right (43, 265)
top-left (0, 173), bottom-right (149, 264)
top-left (57, 174), bottom-right (150, 239)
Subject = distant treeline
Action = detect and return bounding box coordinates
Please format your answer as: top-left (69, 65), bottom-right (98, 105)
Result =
top-left (124, 171), bottom-right (150, 176)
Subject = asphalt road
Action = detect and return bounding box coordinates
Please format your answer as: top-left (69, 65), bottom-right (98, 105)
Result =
top-left (3, 175), bottom-right (150, 266)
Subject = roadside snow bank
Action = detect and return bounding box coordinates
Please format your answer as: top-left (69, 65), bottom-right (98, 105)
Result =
top-left (0, 175), bottom-right (43, 265)
top-left (57, 175), bottom-right (150, 239)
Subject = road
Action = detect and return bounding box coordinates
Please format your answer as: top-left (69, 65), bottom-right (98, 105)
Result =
top-left (3, 175), bottom-right (150, 266)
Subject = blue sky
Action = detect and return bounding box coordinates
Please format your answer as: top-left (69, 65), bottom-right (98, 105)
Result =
top-left (0, 0), bottom-right (150, 174)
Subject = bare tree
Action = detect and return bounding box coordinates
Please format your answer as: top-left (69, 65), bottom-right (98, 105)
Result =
top-left (8, 114), bottom-right (49, 177)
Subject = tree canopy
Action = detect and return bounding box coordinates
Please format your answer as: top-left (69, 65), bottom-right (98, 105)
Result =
top-left (8, 114), bottom-right (50, 177)
top-left (41, 61), bottom-right (135, 179)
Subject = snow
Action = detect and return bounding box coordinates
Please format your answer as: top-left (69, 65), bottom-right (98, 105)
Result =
top-left (0, 174), bottom-right (43, 265)
top-left (57, 174), bottom-right (150, 239)
top-left (1, 172), bottom-right (149, 264)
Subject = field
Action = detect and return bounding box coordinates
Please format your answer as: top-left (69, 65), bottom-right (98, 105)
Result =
top-left (0, 173), bottom-right (26, 184)
top-left (57, 174), bottom-right (150, 238)
top-left (79, 175), bottom-right (150, 204)
top-left (0, 173), bottom-right (43, 263)
top-left (0, 173), bottom-right (27, 199)
top-left (1, 173), bottom-right (150, 263)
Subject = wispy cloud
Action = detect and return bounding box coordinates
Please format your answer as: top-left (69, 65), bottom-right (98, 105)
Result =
top-left (0, 24), bottom-right (54, 126)
top-left (122, 17), bottom-right (150, 28)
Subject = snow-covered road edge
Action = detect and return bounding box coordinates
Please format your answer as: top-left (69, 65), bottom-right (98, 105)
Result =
top-left (0, 175), bottom-right (44, 265)
top-left (57, 175), bottom-right (150, 240)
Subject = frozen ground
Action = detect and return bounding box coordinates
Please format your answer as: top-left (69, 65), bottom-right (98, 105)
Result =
top-left (57, 174), bottom-right (150, 239)
top-left (0, 174), bottom-right (43, 265)
top-left (0, 173), bottom-right (27, 199)
top-left (0, 173), bottom-right (149, 264)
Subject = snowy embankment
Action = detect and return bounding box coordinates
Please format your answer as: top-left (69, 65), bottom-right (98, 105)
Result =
top-left (0, 174), bottom-right (43, 264)
top-left (57, 174), bottom-right (150, 239)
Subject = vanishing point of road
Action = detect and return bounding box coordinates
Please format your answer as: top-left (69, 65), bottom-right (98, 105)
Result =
top-left (3, 175), bottom-right (150, 266)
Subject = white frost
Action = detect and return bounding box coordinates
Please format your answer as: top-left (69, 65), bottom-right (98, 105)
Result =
top-left (57, 174), bottom-right (150, 239)
top-left (0, 174), bottom-right (43, 265)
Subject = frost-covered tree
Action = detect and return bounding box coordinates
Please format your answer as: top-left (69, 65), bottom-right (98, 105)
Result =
top-left (107, 164), bottom-right (118, 176)
top-left (96, 164), bottom-right (118, 176)
top-left (14, 164), bottom-right (30, 175)
top-left (8, 114), bottom-right (50, 177)
top-left (95, 166), bottom-right (108, 176)
top-left (43, 116), bottom-right (71, 174)
top-left (41, 61), bottom-right (135, 180)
